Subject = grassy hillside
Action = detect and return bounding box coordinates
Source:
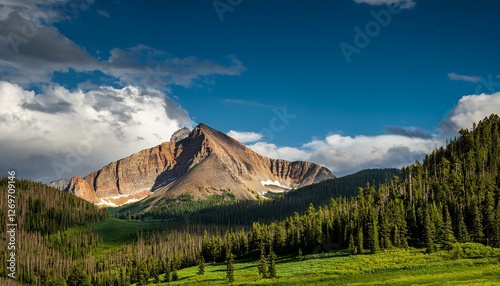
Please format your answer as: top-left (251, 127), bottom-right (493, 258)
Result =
top-left (139, 243), bottom-right (500, 285)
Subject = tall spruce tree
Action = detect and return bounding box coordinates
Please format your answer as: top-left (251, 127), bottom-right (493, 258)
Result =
top-left (268, 249), bottom-right (277, 278)
top-left (442, 205), bottom-right (456, 250)
top-left (226, 251), bottom-right (235, 282)
top-left (258, 247), bottom-right (268, 278)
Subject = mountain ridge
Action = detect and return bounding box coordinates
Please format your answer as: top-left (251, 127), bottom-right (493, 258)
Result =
top-left (67, 123), bottom-right (334, 206)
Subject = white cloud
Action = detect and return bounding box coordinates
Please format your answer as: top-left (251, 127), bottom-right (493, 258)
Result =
top-left (227, 131), bottom-right (263, 143)
top-left (306, 134), bottom-right (439, 176)
top-left (353, 0), bottom-right (415, 9)
top-left (245, 92), bottom-right (500, 177)
top-left (440, 92), bottom-right (500, 136)
top-left (448, 72), bottom-right (481, 83)
top-left (247, 134), bottom-right (438, 177)
top-left (248, 142), bottom-right (310, 162)
top-left (0, 81), bottom-right (193, 182)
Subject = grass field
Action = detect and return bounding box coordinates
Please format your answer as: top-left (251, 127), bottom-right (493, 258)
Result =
top-left (91, 218), bottom-right (165, 249)
top-left (140, 245), bottom-right (500, 285)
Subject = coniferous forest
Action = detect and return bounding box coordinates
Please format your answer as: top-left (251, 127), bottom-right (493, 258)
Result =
top-left (1, 114), bottom-right (500, 285)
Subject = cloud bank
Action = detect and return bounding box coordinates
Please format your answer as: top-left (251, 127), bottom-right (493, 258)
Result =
top-left (0, 81), bottom-right (193, 181)
top-left (241, 93), bottom-right (500, 177)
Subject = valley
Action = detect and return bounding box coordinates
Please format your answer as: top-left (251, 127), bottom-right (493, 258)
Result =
top-left (1, 115), bottom-right (500, 286)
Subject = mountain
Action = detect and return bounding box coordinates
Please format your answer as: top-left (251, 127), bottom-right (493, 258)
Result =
top-left (47, 178), bottom-right (70, 190)
top-left (67, 123), bottom-right (334, 207)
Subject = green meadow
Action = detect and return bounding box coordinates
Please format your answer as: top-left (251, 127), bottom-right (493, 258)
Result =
top-left (138, 245), bottom-right (500, 286)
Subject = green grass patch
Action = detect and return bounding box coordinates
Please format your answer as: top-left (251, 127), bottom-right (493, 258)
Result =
top-left (142, 245), bottom-right (500, 285)
top-left (91, 218), bottom-right (164, 248)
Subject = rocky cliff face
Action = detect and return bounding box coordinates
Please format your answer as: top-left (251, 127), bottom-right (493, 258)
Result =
top-left (67, 123), bottom-right (334, 206)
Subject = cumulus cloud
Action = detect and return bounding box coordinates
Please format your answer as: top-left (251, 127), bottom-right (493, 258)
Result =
top-left (448, 72), bottom-right (481, 83)
top-left (440, 92), bottom-right (500, 136)
top-left (248, 142), bottom-right (310, 162)
top-left (227, 131), bottom-right (263, 143)
top-left (0, 81), bottom-right (193, 182)
top-left (246, 92), bottom-right (500, 177)
top-left (0, 7), bottom-right (246, 88)
top-left (246, 133), bottom-right (438, 177)
top-left (306, 134), bottom-right (438, 176)
top-left (0, 11), bottom-right (98, 84)
top-left (353, 0), bottom-right (415, 9)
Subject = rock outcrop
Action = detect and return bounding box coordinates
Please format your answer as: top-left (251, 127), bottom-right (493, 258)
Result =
top-left (67, 123), bottom-right (334, 207)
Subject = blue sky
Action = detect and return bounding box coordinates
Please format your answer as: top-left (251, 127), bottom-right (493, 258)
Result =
top-left (1, 0), bottom-right (499, 181)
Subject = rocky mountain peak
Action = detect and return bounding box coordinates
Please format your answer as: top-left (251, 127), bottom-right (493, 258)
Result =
top-left (67, 123), bottom-right (334, 207)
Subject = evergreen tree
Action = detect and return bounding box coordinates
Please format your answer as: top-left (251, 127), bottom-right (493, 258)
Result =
top-left (494, 203), bottom-right (500, 247)
top-left (348, 233), bottom-right (356, 255)
top-left (268, 250), bottom-right (277, 278)
top-left (456, 207), bottom-right (470, 242)
top-left (137, 261), bottom-right (149, 285)
top-left (470, 197), bottom-right (484, 242)
top-left (172, 269), bottom-right (179, 281)
top-left (67, 265), bottom-right (91, 286)
top-left (258, 248), bottom-right (268, 278)
top-left (226, 251), bottom-right (235, 282)
top-left (442, 205), bottom-right (456, 250)
top-left (367, 212), bottom-right (380, 253)
top-left (197, 255), bottom-right (205, 275)
top-left (163, 258), bottom-right (171, 282)
top-left (171, 257), bottom-right (179, 281)
top-left (424, 208), bottom-right (436, 253)
top-left (356, 226), bottom-right (364, 254)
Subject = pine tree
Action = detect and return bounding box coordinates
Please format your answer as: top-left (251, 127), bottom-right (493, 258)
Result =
top-left (172, 269), bottom-right (179, 281)
top-left (67, 265), bottom-right (91, 286)
top-left (456, 207), bottom-right (470, 242)
top-left (348, 233), bottom-right (356, 255)
top-left (163, 258), bottom-right (171, 282)
top-left (494, 203), bottom-right (500, 247)
top-left (268, 250), bottom-right (277, 278)
top-left (470, 197), bottom-right (484, 242)
top-left (171, 258), bottom-right (179, 281)
top-left (258, 248), bottom-right (268, 278)
top-left (367, 212), bottom-right (380, 253)
top-left (356, 226), bottom-right (364, 254)
top-left (226, 251), bottom-right (235, 282)
top-left (442, 205), bottom-right (456, 250)
top-left (197, 255), bottom-right (205, 275)
top-left (424, 208), bottom-right (436, 253)
top-left (137, 261), bottom-right (149, 285)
